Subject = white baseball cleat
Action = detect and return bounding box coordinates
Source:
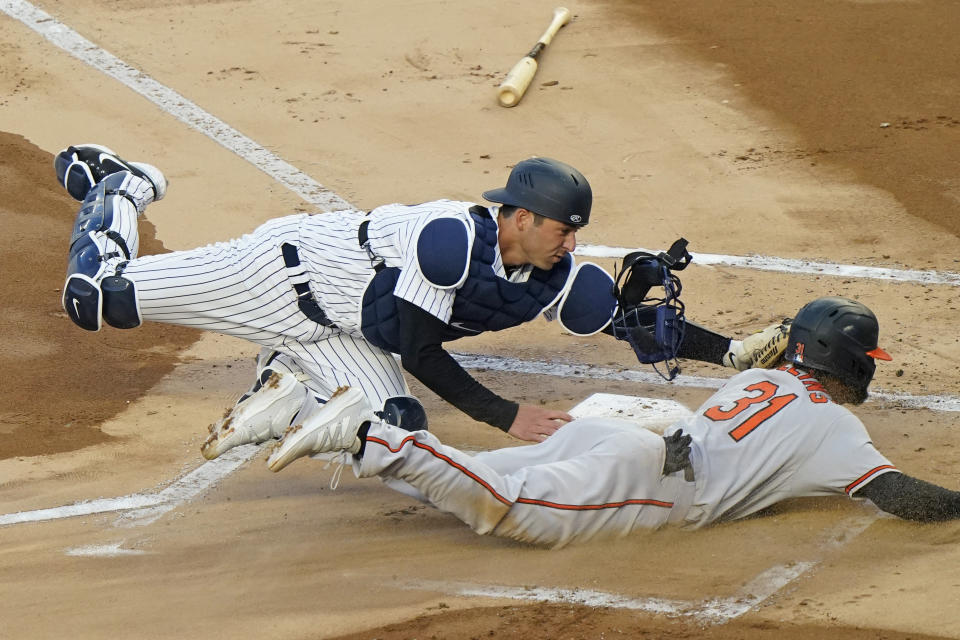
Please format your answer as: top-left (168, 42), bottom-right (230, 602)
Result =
top-left (267, 386), bottom-right (375, 473)
top-left (201, 371), bottom-right (308, 460)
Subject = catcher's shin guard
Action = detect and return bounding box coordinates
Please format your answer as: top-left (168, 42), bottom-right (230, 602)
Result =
top-left (62, 173), bottom-right (146, 331)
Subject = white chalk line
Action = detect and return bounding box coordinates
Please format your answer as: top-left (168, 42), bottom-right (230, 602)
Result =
top-left (0, 444), bottom-right (258, 528)
top-left (65, 542), bottom-right (148, 557)
top-left (0, 1), bottom-right (907, 621)
top-left (1, 0), bottom-right (351, 212)
top-left (577, 244), bottom-right (960, 287)
top-left (454, 353), bottom-right (960, 413)
top-left (4, 0), bottom-right (959, 288)
top-left (405, 511), bottom-right (879, 625)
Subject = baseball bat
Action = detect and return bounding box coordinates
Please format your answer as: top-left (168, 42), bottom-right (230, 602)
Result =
top-left (497, 7), bottom-right (571, 107)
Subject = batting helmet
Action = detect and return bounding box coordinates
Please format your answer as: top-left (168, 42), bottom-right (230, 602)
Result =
top-left (482, 157), bottom-right (592, 226)
top-left (785, 296), bottom-right (891, 390)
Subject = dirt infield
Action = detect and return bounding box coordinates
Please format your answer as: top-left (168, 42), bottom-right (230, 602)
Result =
top-left (2, 1), bottom-right (960, 638)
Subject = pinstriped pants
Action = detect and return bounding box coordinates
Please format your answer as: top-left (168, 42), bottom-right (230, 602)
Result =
top-left (120, 216), bottom-right (408, 406)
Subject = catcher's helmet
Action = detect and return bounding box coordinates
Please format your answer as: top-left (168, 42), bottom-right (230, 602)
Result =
top-left (482, 157), bottom-right (592, 226)
top-left (785, 296), bottom-right (891, 390)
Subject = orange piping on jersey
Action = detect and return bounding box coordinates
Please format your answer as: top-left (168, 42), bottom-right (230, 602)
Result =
top-left (366, 436), bottom-right (674, 512)
top-left (516, 497), bottom-right (674, 510)
top-left (367, 435), bottom-right (513, 505)
top-left (845, 464), bottom-right (898, 494)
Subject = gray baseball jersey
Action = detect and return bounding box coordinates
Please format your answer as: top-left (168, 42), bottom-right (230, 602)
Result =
top-left (666, 365), bottom-right (896, 527)
top-left (354, 366), bottom-right (896, 547)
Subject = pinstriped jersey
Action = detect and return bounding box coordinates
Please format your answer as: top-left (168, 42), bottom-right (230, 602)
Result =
top-left (666, 366), bottom-right (896, 528)
top-left (294, 200), bottom-right (535, 334)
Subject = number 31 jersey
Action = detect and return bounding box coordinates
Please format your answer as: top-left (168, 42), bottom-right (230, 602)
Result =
top-left (665, 366), bottom-right (896, 528)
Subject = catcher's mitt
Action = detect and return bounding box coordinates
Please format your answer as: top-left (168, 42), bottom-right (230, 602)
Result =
top-left (608, 238), bottom-right (692, 380)
top-left (723, 319), bottom-right (793, 370)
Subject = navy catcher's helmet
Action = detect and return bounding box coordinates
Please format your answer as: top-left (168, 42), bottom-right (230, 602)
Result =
top-left (482, 157), bottom-right (592, 227)
top-left (785, 296), bottom-right (891, 390)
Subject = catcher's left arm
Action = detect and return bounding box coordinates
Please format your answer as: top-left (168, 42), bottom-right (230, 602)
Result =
top-left (604, 239), bottom-right (791, 374)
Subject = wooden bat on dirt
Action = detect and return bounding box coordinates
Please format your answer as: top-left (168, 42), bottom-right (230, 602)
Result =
top-left (496, 7), bottom-right (571, 107)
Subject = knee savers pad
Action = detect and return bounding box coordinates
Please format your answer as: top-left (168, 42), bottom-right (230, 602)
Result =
top-left (378, 396), bottom-right (428, 432)
top-left (62, 273), bottom-right (142, 332)
top-left (101, 275), bottom-right (142, 329)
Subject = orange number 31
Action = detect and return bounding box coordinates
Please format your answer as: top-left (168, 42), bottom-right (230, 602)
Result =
top-left (703, 381), bottom-right (798, 441)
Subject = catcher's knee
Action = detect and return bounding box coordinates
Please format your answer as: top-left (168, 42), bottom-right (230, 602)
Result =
top-left (378, 396), bottom-right (428, 432)
top-left (63, 272), bottom-right (142, 332)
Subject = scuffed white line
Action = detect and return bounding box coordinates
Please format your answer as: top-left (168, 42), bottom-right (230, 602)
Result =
top-left (407, 511), bottom-right (880, 624)
top-left (0, 444), bottom-right (259, 527)
top-left (456, 353), bottom-right (727, 390)
top-left (114, 444), bottom-right (261, 527)
top-left (0, 494), bottom-right (162, 526)
top-left (0, 0), bottom-right (352, 212)
top-left (453, 353), bottom-right (960, 413)
top-left (576, 244), bottom-right (960, 287)
top-left (870, 390), bottom-right (960, 412)
top-left (411, 580), bottom-right (691, 616)
top-left (2, 1), bottom-right (957, 287)
top-left (65, 542), bottom-right (147, 557)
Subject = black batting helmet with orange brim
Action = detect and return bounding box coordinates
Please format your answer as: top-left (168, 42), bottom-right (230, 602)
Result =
top-left (785, 296), bottom-right (891, 391)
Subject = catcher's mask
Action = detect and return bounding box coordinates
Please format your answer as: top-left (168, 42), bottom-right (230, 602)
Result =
top-left (609, 238), bottom-right (692, 380)
top-left (785, 296), bottom-right (891, 392)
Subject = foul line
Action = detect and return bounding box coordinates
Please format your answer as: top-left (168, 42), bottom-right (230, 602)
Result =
top-left (1, 0), bottom-right (351, 212)
top-left (577, 244), bottom-right (960, 287)
top-left (4, 0), bottom-right (960, 288)
top-left (0, 444), bottom-right (259, 527)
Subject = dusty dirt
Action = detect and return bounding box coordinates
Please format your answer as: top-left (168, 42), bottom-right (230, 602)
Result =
top-left (1, 1), bottom-right (960, 639)
top-left (0, 134), bottom-right (201, 459)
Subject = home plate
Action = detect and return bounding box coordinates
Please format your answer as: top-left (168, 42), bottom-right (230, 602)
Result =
top-left (569, 393), bottom-right (692, 433)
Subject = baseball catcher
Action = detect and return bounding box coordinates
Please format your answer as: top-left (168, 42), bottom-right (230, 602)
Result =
top-left (54, 144), bottom-right (787, 456)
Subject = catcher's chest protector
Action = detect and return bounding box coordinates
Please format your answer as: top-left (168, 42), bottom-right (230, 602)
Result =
top-left (360, 209), bottom-right (574, 351)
